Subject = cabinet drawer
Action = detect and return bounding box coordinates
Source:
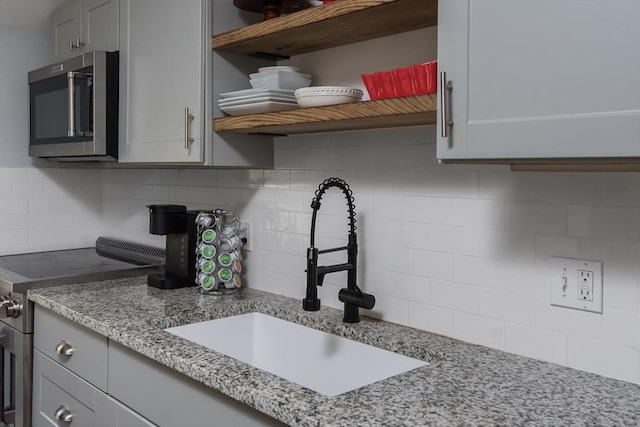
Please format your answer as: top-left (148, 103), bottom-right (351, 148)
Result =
top-left (34, 306), bottom-right (108, 391)
top-left (33, 350), bottom-right (108, 427)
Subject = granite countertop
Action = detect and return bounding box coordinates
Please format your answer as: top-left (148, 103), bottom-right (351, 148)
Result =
top-left (29, 277), bottom-right (640, 426)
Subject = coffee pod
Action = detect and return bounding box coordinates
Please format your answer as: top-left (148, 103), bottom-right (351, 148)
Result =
top-left (197, 273), bottom-right (215, 290)
top-left (218, 268), bottom-right (232, 282)
top-left (198, 259), bottom-right (215, 275)
top-left (199, 243), bottom-right (216, 259)
top-left (233, 274), bottom-right (242, 288)
top-left (218, 252), bottom-right (233, 267)
top-left (197, 213), bottom-right (216, 228)
top-left (233, 259), bottom-right (242, 273)
top-left (201, 229), bottom-right (217, 243)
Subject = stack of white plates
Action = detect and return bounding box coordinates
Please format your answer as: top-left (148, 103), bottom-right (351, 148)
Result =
top-left (218, 88), bottom-right (299, 116)
top-left (249, 66), bottom-right (312, 90)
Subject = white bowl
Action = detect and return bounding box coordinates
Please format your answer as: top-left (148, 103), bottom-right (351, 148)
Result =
top-left (250, 74), bottom-right (312, 90)
top-left (294, 86), bottom-right (363, 108)
top-left (250, 70), bottom-right (312, 80)
top-left (258, 65), bottom-right (301, 72)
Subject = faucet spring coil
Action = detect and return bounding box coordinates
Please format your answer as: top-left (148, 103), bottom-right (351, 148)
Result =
top-left (311, 177), bottom-right (357, 234)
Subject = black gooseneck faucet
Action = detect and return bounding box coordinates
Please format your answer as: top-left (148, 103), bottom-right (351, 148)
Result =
top-left (303, 177), bottom-right (375, 323)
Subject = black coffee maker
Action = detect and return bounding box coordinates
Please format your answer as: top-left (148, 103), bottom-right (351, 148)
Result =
top-left (147, 204), bottom-right (200, 289)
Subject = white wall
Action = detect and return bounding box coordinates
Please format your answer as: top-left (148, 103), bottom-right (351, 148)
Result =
top-left (0, 23), bottom-right (102, 254)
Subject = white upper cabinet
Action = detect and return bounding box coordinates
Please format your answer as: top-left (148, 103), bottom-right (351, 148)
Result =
top-left (437, 0), bottom-right (640, 162)
top-left (51, 0), bottom-right (119, 62)
top-left (118, 0), bottom-right (206, 164)
top-left (118, 0), bottom-right (274, 166)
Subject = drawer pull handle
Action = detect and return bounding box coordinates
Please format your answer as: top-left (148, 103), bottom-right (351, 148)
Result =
top-left (55, 405), bottom-right (73, 422)
top-left (55, 340), bottom-right (74, 356)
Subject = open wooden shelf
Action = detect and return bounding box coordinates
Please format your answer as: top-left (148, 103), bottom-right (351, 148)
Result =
top-left (212, 0), bottom-right (438, 57)
top-left (213, 94), bottom-right (436, 135)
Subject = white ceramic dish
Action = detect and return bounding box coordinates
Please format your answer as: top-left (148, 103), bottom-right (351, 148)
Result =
top-left (165, 312), bottom-right (427, 396)
top-left (294, 86), bottom-right (363, 108)
top-left (219, 88), bottom-right (295, 99)
top-left (257, 65), bottom-right (301, 72)
top-left (250, 70), bottom-right (312, 80)
top-left (250, 74), bottom-right (312, 90)
top-left (219, 101), bottom-right (299, 116)
top-left (219, 95), bottom-right (298, 107)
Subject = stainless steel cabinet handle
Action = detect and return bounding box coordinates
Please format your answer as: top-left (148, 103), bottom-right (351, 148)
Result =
top-left (184, 107), bottom-right (195, 149)
top-left (439, 71), bottom-right (454, 138)
top-left (55, 405), bottom-right (73, 422)
top-left (68, 40), bottom-right (75, 51)
top-left (55, 340), bottom-right (74, 356)
top-left (75, 38), bottom-right (85, 49)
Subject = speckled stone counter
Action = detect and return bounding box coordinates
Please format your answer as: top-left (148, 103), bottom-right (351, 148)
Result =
top-left (29, 277), bottom-right (640, 426)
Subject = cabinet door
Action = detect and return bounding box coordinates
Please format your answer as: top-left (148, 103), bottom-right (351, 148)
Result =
top-left (437, 0), bottom-right (640, 161)
top-left (83, 0), bottom-right (119, 53)
top-left (104, 396), bottom-right (157, 427)
top-left (50, 0), bottom-right (82, 61)
top-left (118, 0), bottom-right (206, 163)
top-left (32, 350), bottom-right (109, 427)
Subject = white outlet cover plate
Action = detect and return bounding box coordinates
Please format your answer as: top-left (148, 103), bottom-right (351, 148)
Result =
top-left (550, 257), bottom-right (603, 313)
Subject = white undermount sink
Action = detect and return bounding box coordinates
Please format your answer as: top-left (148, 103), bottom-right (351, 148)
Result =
top-left (164, 312), bottom-right (427, 396)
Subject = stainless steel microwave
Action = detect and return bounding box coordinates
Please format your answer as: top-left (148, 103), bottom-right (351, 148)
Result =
top-left (28, 51), bottom-right (118, 161)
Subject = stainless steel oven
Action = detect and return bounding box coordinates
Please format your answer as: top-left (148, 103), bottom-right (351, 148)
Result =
top-left (0, 238), bottom-right (164, 426)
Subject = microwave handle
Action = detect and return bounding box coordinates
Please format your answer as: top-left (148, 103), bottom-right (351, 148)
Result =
top-left (67, 72), bottom-right (76, 137)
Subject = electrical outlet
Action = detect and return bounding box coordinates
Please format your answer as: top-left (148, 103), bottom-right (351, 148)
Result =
top-left (550, 257), bottom-right (603, 313)
top-left (241, 221), bottom-right (252, 252)
top-left (577, 269), bottom-right (594, 301)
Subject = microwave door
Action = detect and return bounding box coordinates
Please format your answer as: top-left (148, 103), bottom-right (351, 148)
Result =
top-left (29, 68), bottom-right (93, 148)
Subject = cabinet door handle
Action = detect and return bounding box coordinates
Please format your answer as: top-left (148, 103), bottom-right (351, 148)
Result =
top-left (68, 40), bottom-right (75, 51)
top-left (440, 71), bottom-right (453, 138)
top-left (75, 38), bottom-right (85, 49)
top-left (55, 340), bottom-right (74, 356)
top-left (55, 405), bottom-right (73, 422)
top-left (184, 107), bottom-right (195, 150)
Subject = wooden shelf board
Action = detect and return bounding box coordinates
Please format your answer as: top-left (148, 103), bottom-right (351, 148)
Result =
top-left (212, 0), bottom-right (438, 57)
top-left (214, 94), bottom-right (436, 135)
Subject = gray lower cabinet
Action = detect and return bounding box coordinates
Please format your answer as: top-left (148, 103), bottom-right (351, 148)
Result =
top-left (108, 342), bottom-right (285, 427)
top-left (32, 350), bottom-right (109, 426)
top-left (32, 350), bottom-right (155, 427)
top-left (32, 305), bottom-right (284, 427)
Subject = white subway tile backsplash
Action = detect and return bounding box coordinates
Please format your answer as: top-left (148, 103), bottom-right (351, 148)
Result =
top-left (453, 312), bottom-right (506, 350)
top-left (430, 279), bottom-right (478, 313)
top-left (602, 309), bottom-right (640, 348)
top-left (408, 249), bottom-right (453, 280)
top-left (602, 173), bottom-right (640, 206)
top-left (479, 171), bottom-right (537, 201)
top-left (454, 199), bottom-right (506, 229)
top-left (567, 336), bottom-right (640, 383)
top-left (408, 303), bottom-right (454, 337)
top-left (477, 288), bottom-right (535, 326)
top-left (505, 323), bottom-right (566, 365)
top-left (430, 225), bottom-right (478, 256)
top-left (534, 235), bottom-right (602, 264)
top-left (568, 205), bottom-right (640, 242)
top-left (604, 274), bottom-right (640, 312)
top-left (5, 126), bottom-right (640, 384)
top-left (602, 241), bottom-right (640, 277)
top-left (536, 173), bottom-right (602, 204)
top-left (507, 202), bottom-right (566, 235)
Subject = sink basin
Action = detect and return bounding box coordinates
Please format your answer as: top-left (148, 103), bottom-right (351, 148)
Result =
top-left (164, 312), bottom-right (427, 396)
